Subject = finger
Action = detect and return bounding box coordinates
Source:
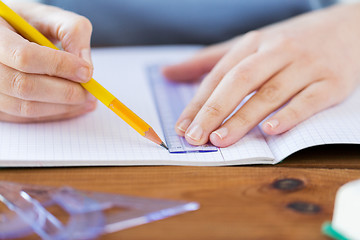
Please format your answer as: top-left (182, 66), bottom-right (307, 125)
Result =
top-left (183, 46), bottom-right (292, 146)
top-left (162, 38), bottom-right (239, 82)
top-left (9, 2), bottom-right (93, 63)
top-left (0, 106), bottom-right (95, 123)
top-left (261, 80), bottom-right (347, 135)
top-left (208, 63), bottom-right (314, 147)
top-left (175, 32), bottom-right (261, 136)
top-left (0, 63), bottom-right (89, 104)
top-left (0, 26), bottom-right (92, 83)
top-left (0, 93), bottom-right (97, 118)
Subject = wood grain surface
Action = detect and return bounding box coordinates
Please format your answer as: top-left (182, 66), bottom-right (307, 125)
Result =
top-left (0, 145), bottom-right (359, 240)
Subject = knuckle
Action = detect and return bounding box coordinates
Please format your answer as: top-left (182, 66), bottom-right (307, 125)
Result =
top-left (232, 111), bottom-right (251, 126)
top-left (188, 100), bottom-right (204, 113)
top-left (207, 67), bottom-right (227, 82)
top-left (303, 91), bottom-right (317, 102)
top-left (258, 84), bottom-right (281, 103)
top-left (18, 100), bottom-right (36, 117)
top-left (11, 72), bottom-right (33, 100)
top-left (77, 16), bottom-right (93, 31)
top-left (49, 53), bottom-right (65, 76)
top-left (71, 16), bottom-right (93, 35)
top-left (242, 30), bottom-right (262, 43)
top-left (313, 61), bottom-right (336, 78)
top-left (299, 51), bottom-right (315, 63)
top-left (237, 68), bottom-right (252, 83)
top-left (10, 44), bottom-right (31, 70)
top-left (57, 15), bottom-right (93, 52)
top-left (297, 48), bottom-right (323, 69)
top-left (64, 84), bottom-right (81, 103)
top-left (202, 103), bottom-right (223, 118)
top-left (274, 35), bottom-right (299, 53)
top-left (229, 66), bottom-right (252, 86)
top-left (302, 90), bottom-right (331, 107)
top-left (233, 31), bottom-right (262, 50)
top-left (285, 107), bottom-right (300, 121)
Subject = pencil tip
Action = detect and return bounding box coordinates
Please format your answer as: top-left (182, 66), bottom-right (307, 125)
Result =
top-left (144, 128), bottom-right (168, 150)
top-left (160, 142), bottom-right (168, 150)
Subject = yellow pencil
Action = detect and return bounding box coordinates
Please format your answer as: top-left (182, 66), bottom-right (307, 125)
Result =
top-left (0, 1), bottom-right (168, 150)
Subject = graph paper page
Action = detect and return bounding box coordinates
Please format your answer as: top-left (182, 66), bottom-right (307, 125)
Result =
top-left (0, 46), bottom-right (274, 167)
top-left (0, 46), bottom-right (221, 166)
top-left (266, 87), bottom-right (360, 163)
top-left (220, 127), bottom-right (274, 165)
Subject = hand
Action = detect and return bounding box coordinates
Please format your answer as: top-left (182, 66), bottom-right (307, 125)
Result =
top-left (0, 2), bottom-right (95, 123)
top-left (163, 3), bottom-right (360, 148)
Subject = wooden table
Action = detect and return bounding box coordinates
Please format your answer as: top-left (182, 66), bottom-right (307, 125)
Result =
top-left (1, 145), bottom-right (359, 240)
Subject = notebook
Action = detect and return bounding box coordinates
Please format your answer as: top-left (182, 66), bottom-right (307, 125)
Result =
top-left (0, 46), bottom-right (359, 167)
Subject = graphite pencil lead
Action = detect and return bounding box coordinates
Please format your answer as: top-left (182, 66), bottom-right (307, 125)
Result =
top-left (160, 142), bottom-right (168, 150)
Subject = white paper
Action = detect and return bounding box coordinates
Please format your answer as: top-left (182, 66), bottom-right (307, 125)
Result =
top-left (0, 46), bottom-right (272, 166)
top-left (0, 46), bottom-right (358, 167)
top-left (266, 87), bottom-right (360, 162)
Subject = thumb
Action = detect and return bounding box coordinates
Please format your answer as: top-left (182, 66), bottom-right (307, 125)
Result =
top-left (11, 2), bottom-right (93, 64)
top-left (162, 41), bottom-right (234, 82)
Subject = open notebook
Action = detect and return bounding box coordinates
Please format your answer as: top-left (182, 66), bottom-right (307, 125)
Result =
top-left (0, 46), bottom-right (359, 167)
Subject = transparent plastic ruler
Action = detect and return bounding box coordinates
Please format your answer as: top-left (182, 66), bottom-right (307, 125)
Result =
top-left (147, 65), bottom-right (218, 153)
top-left (0, 181), bottom-right (199, 240)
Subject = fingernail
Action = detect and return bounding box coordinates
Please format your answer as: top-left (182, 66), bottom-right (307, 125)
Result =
top-left (81, 48), bottom-right (92, 65)
top-left (186, 124), bottom-right (203, 142)
top-left (77, 66), bottom-right (91, 82)
top-left (212, 127), bottom-right (228, 140)
top-left (177, 119), bottom-right (191, 132)
top-left (265, 119), bottom-right (279, 129)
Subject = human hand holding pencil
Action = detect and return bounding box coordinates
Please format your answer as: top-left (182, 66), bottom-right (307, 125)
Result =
top-left (0, 1), bottom-right (166, 149)
top-left (0, 2), bottom-right (95, 122)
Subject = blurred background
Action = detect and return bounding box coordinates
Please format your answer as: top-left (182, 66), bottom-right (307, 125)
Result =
top-left (8, 0), bottom-right (353, 46)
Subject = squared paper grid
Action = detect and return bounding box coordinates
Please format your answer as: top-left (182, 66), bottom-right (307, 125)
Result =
top-left (266, 87), bottom-right (360, 162)
top-left (0, 46), bottom-right (359, 167)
